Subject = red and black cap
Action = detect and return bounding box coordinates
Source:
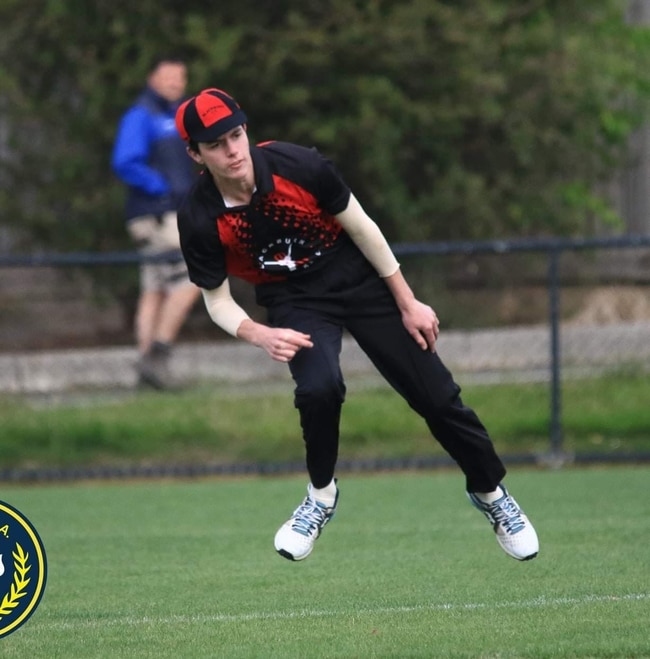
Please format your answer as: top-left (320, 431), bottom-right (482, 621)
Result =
top-left (175, 88), bottom-right (247, 143)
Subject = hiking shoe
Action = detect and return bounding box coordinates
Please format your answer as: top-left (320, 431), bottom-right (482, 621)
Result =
top-left (468, 485), bottom-right (539, 561)
top-left (136, 341), bottom-right (172, 390)
top-left (274, 483), bottom-right (339, 561)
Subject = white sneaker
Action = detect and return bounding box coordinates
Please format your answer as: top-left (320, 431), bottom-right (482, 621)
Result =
top-left (468, 485), bottom-right (539, 561)
top-left (274, 483), bottom-right (339, 561)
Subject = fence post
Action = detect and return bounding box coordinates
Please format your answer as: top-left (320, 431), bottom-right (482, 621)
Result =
top-left (547, 249), bottom-right (565, 462)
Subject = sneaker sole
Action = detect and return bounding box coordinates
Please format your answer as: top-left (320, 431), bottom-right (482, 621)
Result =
top-left (276, 547), bottom-right (312, 561)
top-left (518, 551), bottom-right (538, 561)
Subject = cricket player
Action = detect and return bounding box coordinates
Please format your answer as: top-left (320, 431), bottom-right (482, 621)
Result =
top-left (175, 88), bottom-right (539, 563)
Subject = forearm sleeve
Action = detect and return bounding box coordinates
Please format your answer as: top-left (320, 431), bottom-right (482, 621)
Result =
top-left (335, 194), bottom-right (400, 278)
top-left (201, 280), bottom-right (250, 337)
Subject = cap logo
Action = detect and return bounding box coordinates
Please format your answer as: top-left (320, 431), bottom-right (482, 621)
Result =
top-left (195, 94), bottom-right (233, 128)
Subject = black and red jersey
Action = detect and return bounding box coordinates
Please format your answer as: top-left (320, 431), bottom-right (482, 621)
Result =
top-left (177, 141), bottom-right (353, 291)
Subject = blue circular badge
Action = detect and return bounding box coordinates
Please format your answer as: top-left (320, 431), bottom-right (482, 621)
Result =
top-left (0, 500), bottom-right (47, 638)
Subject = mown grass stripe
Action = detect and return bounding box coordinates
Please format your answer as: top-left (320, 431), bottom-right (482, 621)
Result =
top-left (37, 592), bottom-right (650, 630)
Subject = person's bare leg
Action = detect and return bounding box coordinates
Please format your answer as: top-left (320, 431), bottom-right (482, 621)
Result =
top-left (153, 284), bottom-right (201, 345)
top-left (135, 290), bottom-right (165, 354)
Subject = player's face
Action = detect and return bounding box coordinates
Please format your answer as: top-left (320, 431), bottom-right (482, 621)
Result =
top-left (193, 125), bottom-right (252, 184)
top-left (148, 62), bottom-right (187, 102)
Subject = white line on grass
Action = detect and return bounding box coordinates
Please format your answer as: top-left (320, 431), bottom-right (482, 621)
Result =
top-left (39, 592), bottom-right (650, 631)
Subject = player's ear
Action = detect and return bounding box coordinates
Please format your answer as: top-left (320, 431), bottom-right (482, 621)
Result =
top-left (186, 145), bottom-right (204, 164)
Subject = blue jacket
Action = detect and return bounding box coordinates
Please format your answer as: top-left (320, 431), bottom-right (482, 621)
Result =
top-left (112, 87), bottom-right (195, 221)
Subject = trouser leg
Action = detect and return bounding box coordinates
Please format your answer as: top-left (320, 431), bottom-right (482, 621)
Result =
top-left (268, 305), bottom-right (345, 488)
top-left (347, 298), bottom-right (506, 492)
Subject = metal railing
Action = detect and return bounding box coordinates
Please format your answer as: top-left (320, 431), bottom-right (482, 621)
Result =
top-left (2, 234), bottom-right (650, 464)
top-left (393, 234), bottom-right (650, 459)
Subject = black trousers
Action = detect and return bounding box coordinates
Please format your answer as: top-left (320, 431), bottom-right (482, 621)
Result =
top-left (265, 268), bottom-right (506, 493)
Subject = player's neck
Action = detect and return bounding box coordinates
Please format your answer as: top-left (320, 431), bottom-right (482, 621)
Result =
top-left (215, 174), bottom-right (255, 207)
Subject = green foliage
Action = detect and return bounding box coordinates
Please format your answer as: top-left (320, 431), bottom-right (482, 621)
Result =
top-left (1, 0), bottom-right (649, 252)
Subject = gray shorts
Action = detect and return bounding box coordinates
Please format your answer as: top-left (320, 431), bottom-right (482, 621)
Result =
top-left (127, 212), bottom-right (193, 293)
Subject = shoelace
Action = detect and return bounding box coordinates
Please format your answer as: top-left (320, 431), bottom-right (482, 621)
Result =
top-left (290, 499), bottom-right (329, 537)
top-left (488, 496), bottom-right (526, 535)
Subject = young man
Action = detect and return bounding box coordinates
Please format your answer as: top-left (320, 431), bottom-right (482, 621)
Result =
top-left (175, 88), bottom-right (539, 562)
top-left (112, 56), bottom-right (200, 390)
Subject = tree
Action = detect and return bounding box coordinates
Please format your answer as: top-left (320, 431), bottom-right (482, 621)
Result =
top-left (229, 0), bottom-right (650, 240)
top-left (0, 0), bottom-right (648, 253)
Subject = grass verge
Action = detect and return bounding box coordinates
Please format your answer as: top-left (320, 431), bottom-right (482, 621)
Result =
top-left (1, 373), bottom-right (649, 470)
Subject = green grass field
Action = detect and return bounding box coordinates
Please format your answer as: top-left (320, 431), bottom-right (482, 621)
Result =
top-left (1, 466), bottom-right (649, 658)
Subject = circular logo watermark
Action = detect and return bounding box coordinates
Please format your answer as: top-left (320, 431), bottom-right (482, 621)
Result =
top-left (0, 501), bottom-right (47, 638)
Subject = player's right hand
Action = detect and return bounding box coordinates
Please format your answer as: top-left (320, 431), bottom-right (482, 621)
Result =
top-left (239, 321), bottom-right (313, 362)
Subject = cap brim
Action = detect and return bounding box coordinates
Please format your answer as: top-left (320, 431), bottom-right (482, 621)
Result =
top-left (189, 111), bottom-right (247, 143)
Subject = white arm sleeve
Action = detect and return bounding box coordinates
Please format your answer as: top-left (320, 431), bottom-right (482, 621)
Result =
top-left (201, 280), bottom-right (251, 337)
top-left (335, 194), bottom-right (400, 278)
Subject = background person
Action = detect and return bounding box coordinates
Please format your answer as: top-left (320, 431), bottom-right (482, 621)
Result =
top-left (175, 88), bottom-right (539, 563)
top-left (112, 55), bottom-right (200, 389)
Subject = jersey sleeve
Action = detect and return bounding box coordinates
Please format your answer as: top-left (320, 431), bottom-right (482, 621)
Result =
top-left (177, 190), bottom-right (228, 290)
top-left (309, 148), bottom-right (351, 215)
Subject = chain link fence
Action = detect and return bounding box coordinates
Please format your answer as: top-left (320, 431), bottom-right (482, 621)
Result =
top-left (1, 236), bottom-right (650, 465)
top-left (397, 236), bottom-right (650, 465)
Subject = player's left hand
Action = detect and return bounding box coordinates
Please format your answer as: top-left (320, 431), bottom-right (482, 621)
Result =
top-left (401, 300), bottom-right (439, 351)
